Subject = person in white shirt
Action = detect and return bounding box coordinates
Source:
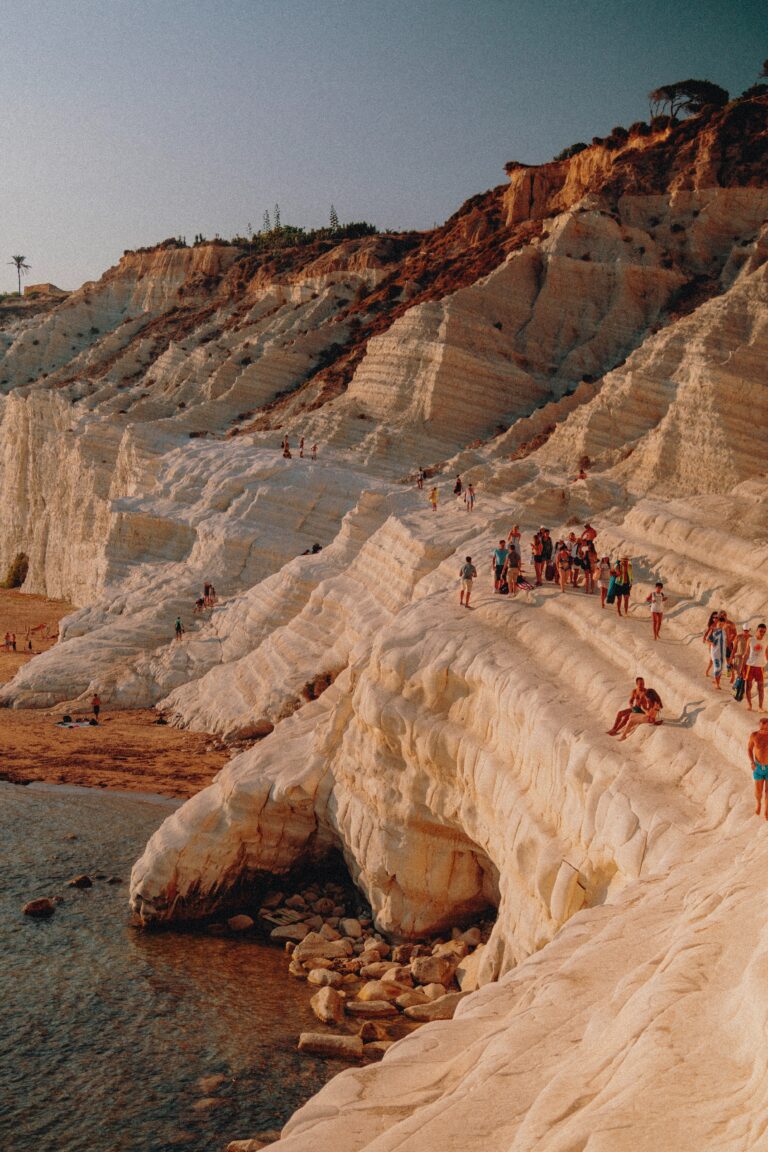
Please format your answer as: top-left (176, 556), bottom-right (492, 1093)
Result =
top-left (645, 581), bottom-right (668, 640)
top-left (745, 623), bottom-right (767, 712)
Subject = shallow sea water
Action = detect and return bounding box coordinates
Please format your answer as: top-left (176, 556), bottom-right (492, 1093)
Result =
top-left (0, 782), bottom-right (338, 1152)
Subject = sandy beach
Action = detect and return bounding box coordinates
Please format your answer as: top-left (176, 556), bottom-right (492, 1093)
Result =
top-left (0, 590), bottom-right (228, 796)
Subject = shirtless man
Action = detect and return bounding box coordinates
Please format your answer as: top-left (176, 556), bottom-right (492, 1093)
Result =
top-left (745, 623), bottom-right (767, 711)
top-left (607, 677), bottom-right (646, 736)
top-left (619, 687), bottom-right (663, 740)
top-left (747, 718), bottom-right (768, 817)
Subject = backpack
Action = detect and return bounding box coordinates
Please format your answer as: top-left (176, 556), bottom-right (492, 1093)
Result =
top-left (734, 676), bottom-right (745, 702)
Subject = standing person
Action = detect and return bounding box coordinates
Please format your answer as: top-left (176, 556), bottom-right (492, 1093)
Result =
top-left (299, 437), bottom-right (305, 458)
top-left (464, 484), bottom-right (475, 512)
top-left (646, 581), bottom-right (668, 640)
top-left (416, 467), bottom-right (424, 491)
top-left (459, 557), bottom-right (477, 608)
top-left (453, 475), bottom-right (463, 496)
top-left (614, 557), bottom-right (633, 617)
top-left (556, 545), bottom-right (570, 594)
top-left (703, 610), bottom-right (719, 677)
top-left (91, 693), bottom-right (101, 720)
top-left (707, 612), bottom-right (729, 690)
top-left (598, 556), bottom-right (613, 607)
top-left (531, 532), bottom-right (544, 586)
top-left (567, 533), bottom-right (581, 587)
top-left (540, 529), bottom-right (554, 581)
top-left (311, 443), bottom-right (318, 460)
top-left (748, 718), bottom-right (768, 817)
top-left (429, 486), bottom-right (438, 512)
top-left (503, 543), bottom-right (521, 596)
top-left (745, 623), bottom-right (767, 712)
top-left (607, 678), bottom-right (646, 736)
top-left (723, 614), bottom-right (738, 683)
top-left (491, 540), bottom-right (509, 593)
top-left (174, 616), bottom-right (185, 642)
top-left (732, 625), bottom-right (751, 684)
top-left (507, 524), bottom-right (522, 548)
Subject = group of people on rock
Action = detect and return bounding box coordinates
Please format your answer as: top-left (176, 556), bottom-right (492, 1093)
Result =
top-left (193, 582), bottom-right (218, 615)
top-left (281, 435), bottom-right (317, 460)
top-left (607, 677), bottom-right (664, 741)
top-left (2, 631), bottom-right (17, 652)
top-left (705, 613), bottom-right (766, 711)
top-left (426, 474), bottom-right (475, 512)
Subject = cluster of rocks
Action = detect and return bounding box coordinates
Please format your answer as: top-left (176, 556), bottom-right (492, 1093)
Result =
top-left (22, 872), bottom-right (122, 917)
top-left (241, 881), bottom-right (491, 1065)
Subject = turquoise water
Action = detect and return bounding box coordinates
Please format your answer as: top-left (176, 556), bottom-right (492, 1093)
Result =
top-left (0, 782), bottom-right (337, 1152)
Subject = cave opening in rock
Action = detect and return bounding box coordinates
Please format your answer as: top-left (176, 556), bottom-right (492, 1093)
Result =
top-left (2, 552), bottom-right (29, 589)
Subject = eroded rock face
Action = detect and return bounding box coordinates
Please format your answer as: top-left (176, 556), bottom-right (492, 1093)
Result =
top-left (3, 97), bottom-right (768, 1152)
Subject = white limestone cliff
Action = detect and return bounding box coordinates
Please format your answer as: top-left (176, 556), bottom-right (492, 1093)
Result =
top-left (2, 101), bottom-right (768, 1150)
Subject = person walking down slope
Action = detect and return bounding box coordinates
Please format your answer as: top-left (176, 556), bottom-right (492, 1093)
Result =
top-left (646, 581), bottom-right (668, 640)
top-left (706, 612), bottom-right (729, 690)
top-left (745, 623), bottom-right (767, 712)
top-left (174, 616), bottom-right (185, 642)
top-left (429, 486), bottom-right (438, 512)
top-left (459, 557), bottom-right (477, 608)
top-left (748, 718), bottom-right (768, 817)
top-left (614, 558), bottom-right (633, 618)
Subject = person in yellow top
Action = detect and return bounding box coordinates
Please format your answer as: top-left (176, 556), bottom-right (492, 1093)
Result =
top-left (429, 487), bottom-right (438, 512)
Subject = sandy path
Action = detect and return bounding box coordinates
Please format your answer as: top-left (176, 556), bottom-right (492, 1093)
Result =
top-left (0, 590), bottom-right (229, 797)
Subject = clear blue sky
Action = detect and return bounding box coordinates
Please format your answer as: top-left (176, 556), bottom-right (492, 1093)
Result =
top-left (0, 0), bottom-right (763, 290)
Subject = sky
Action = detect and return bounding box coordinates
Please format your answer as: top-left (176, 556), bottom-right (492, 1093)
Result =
top-left (0, 0), bottom-right (763, 290)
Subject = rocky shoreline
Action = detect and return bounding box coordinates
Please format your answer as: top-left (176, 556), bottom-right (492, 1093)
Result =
top-left (217, 877), bottom-right (491, 1120)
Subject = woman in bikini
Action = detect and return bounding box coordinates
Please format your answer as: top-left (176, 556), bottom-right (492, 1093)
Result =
top-left (556, 546), bottom-right (571, 594)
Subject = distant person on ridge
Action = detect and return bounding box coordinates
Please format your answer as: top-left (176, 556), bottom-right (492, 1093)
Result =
top-left (453, 475), bottom-right (463, 496)
top-left (174, 616), bottom-right (185, 642)
top-left (429, 486), bottom-right (438, 512)
top-left (91, 693), bottom-right (101, 720)
top-left (299, 437), bottom-right (304, 458)
top-left (311, 443), bottom-right (317, 461)
top-left (748, 718), bottom-right (768, 817)
top-left (464, 483), bottom-right (475, 512)
top-left (646, 581), bottom-right (667, 640)
top-left (416, 467), bottom-right (424, 490)
top-left (459, 557), bottom-right (477, 608)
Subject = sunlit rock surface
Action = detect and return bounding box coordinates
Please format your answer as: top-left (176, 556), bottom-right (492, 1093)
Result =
top-left (2, 99), bottom-right (767, 1150)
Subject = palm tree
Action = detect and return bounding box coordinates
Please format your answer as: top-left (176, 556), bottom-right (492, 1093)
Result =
top-left (9, 255), bottom-right (31, 296)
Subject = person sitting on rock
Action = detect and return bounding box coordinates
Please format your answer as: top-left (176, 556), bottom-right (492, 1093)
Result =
top-left (607, 677), bottom-right (646, 736)
top-left (453, 475), bottom-right (463, 495)
top-left (618, 687), bottom-right (663, 740)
